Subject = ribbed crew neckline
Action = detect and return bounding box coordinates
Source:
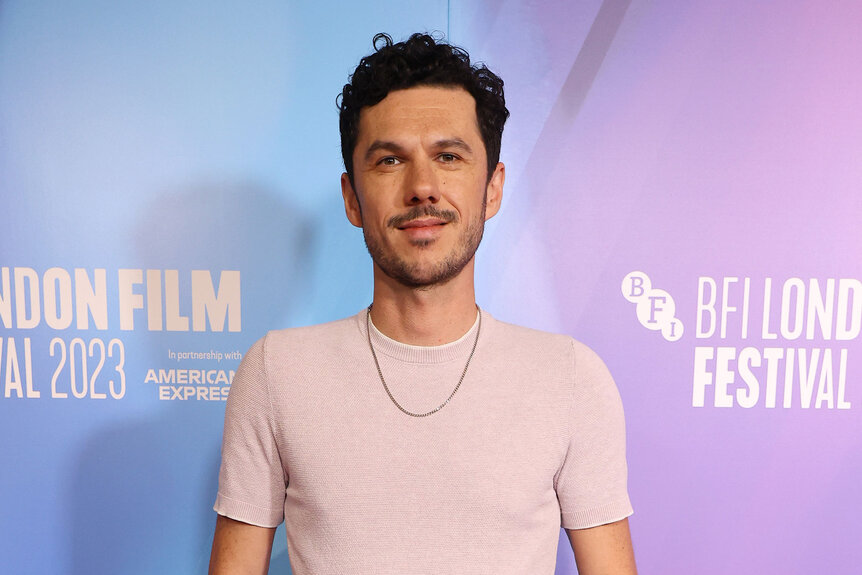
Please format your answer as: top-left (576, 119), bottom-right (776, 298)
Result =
top-left (357, 307), bottom-right (484, 364)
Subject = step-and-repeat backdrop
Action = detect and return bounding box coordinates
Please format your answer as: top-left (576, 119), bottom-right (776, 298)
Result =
top-left (2, 1), bottom-right (859, 573)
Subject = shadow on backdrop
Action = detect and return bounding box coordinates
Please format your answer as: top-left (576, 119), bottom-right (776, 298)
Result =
top-left (68, 182), bottom-right (311, 574)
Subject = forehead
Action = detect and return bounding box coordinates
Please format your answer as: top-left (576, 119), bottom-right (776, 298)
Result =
top-left (355, 86), bottom-right (481, 147)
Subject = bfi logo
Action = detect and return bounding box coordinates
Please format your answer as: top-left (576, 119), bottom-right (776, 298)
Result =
top-left (621, 271), bottom-right (683, 342)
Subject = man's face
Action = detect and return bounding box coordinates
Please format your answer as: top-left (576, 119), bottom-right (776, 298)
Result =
top-left (341, 86), bottom-right (504, 288)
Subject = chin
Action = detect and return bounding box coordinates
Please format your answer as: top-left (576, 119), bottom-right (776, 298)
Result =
top-left (393, 259), bottom-right (470, 288)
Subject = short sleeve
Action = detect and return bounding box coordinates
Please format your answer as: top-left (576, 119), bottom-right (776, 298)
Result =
top-left (555, 339), bottom-right (633, 529)
top-left (213, 334), bottom-right (286, 527)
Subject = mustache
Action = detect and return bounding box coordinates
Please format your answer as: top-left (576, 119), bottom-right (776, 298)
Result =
top-left (387, 206), bottom-right (458, 228)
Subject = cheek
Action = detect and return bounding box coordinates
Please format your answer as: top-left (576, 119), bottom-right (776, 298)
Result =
top-left (366, 207), bottom-right (392, 233)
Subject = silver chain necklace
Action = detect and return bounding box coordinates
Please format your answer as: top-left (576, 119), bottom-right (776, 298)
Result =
top-left (365, 305), bottom-right (482, 417)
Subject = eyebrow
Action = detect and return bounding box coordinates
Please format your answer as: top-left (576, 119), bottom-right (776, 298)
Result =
top-left (363, 138), bottom-right (474, 162)
top-left (364, 140), bottom-right (406, 161)
top-left (434, 138), bottom-right (473, 155)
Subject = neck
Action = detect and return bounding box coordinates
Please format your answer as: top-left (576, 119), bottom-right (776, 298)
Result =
top-left (369, 260), bottom-right (479, 346)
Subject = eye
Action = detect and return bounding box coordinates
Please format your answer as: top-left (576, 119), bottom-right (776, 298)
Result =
top-left (378, 156), bottom-right (401, 166)
top-left (438, 153), bottom-right (459, 163)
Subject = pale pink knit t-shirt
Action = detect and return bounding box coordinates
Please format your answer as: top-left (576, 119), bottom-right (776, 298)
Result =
top-left (215, 310), bottom-right (632, 574)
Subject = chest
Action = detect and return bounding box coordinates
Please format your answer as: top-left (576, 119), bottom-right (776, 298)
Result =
top-left (281, 392), bottom-right (566, 527)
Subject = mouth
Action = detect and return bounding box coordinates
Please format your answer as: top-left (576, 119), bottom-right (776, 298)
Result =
top-left (397, 218), bottom-right (448, 230)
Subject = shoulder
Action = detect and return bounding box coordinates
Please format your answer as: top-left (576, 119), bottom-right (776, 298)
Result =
top-left (240, 313), bottom-right (363, 375)
top-left (485, 314), bottom-right (607, 372)
top-left (485, 315), bottom-right (571, 354)
top-left (484, 314), bottom-right (619, 405)
top-left (260, 313), bottom-right (358, 352)
top-left (231, 313), bottom-right (364, 400)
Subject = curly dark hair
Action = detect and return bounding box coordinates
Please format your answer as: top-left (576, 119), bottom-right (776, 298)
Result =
top-left (338, 32), bottom-right (509, 185)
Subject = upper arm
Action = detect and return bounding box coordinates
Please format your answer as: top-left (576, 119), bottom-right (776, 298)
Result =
top-left (567, 518), bottom-right (637, 575)
top-left (209, 514), bottom-right (277, 575)
top-left (556, 341), bottom-right (632, 528)
top-left (215, 336), bottom-right (287, 527)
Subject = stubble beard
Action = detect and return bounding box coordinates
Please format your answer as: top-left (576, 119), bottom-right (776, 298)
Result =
top-left (363, 200), bottom-right (487, 289)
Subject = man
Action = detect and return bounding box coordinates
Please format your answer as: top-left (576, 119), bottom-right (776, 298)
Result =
top-left (209, 33), bottom-right (636, 574)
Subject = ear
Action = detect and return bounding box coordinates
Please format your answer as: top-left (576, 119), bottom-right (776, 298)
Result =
top-left (341, 172), bottom-right (363, 228)
top-left (483, 162), bottom-right (505, 221)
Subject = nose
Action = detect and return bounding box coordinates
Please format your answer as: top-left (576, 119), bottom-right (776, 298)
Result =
top-left (403, 158), bottom-right (439, 205)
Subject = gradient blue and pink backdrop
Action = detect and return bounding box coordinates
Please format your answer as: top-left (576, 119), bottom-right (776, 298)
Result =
top-left (2, 1), bottom-right (860, 573)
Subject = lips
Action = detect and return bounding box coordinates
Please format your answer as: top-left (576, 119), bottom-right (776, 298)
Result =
top-left (397, 218), bottom-right (448, 230)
